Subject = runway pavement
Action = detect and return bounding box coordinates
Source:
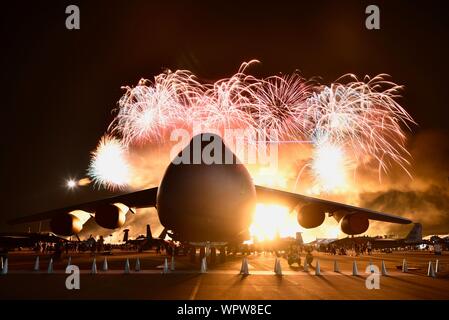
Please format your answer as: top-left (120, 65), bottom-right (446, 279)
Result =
top-left (1, 250), bottom-right (448, 299)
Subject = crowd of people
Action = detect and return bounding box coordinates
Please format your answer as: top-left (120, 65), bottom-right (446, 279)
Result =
top-left (317, 242), bottom-right (373, 256)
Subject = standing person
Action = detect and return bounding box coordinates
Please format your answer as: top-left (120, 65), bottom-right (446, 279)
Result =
top-left (53, 242), bottom-right (62, 260)
top-left (97, 236), bottom-right (104, 253)
top-left (88, 235), bottom-right (96, 254)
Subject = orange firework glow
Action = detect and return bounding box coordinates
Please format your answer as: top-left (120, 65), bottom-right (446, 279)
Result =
top-left (248, 168), bottom-right (343, 243)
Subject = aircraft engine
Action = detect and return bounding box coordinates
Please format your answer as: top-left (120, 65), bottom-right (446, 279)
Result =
top-left (94, 203), bottom-right (128, 229)
top-left (340, 213), bottom-right (369, 235)
top-left (50, 213), bottom-right (83, 236)
top-left (296, 203), bottom-right (327, 228)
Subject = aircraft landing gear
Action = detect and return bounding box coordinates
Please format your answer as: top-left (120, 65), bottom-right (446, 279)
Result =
top-left (210, 247), bottom-right (217, 264)
top-left (189, 246), bottom-right (196, 263)
top-left (305, 252), bottom-right (314, 266)
top-left (199, 247), bottom-right (205, 260)
top-left (219, 246), bottom-right (226, 262)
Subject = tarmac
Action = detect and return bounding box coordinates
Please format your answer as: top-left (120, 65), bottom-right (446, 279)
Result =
top-left (1, 250), bottom-right (448, 299)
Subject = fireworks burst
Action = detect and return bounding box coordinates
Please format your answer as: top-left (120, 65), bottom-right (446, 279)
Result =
top-left (195, 61), bottom-right (260, 135)
top-left (310, 140), bottom-right (349, 192)
top-left (110, 70), bottom-right (204, 145)
top-left (250, 73), bottom-right (314, 141)
top-left (87, 62), bottom-right (415, 192)
top-left (88, 135), bottom-right (130, 189)
top-left (305, 74), bottom-right (415, 179)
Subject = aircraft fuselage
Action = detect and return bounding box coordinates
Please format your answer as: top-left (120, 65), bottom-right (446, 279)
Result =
top-left (156, 134), bottom-right (256, 242)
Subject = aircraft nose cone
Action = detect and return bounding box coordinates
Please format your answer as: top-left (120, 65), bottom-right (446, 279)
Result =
top-left (156, 132), bottom-right (256, 242)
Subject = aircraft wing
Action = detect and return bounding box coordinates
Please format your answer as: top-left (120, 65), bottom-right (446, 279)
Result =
top-left (8, 187), bottom-right (158, 225)
top-left (255, 185), bottom-right (411, 224)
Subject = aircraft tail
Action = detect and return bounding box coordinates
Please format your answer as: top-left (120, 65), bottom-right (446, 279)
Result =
top-left (405, 223), bottom-right (422, 242)
top-left (123, 229), bottom-right (130, 243)
top-left (296, 232), bottom-right (304, 245)
top-left (158, 228), bottom-right (167, 240)
top-left (146, 224), bottom-right (153, 240)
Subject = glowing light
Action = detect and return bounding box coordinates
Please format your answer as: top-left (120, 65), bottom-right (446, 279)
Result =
top-left (88, 135), bottom-right (130, 189)
top-left (66, 179), bottom-right (77, 189)
top-left (249, 203), bottom-right (343, 243)
top-left (250, 204), bottom-right (294, 241)
top-left (300, 218), bottom-right (342, 243)
top-left (251, 167), bottom-right (287, 189)
top-left (311, 141), bottom-right (348, 192)
top-left (77, 177), bottom-right (91, 186)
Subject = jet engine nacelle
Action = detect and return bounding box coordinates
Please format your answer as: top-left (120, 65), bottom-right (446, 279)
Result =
top-left (50, 213), bottom-right (83, 236)
top-left (297, 203), bottom-right (327, 229)
top-left (94, 203), bottom-right (128, 229)
top-left (340, 213), bottom-right (369, 235)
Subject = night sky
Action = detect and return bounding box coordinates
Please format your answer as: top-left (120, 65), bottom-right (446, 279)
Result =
top-left (1, 0), bottom-right (448, 232)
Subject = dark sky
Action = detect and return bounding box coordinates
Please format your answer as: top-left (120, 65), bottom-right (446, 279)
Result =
top-left (1, 0), bottom-right (448, 231)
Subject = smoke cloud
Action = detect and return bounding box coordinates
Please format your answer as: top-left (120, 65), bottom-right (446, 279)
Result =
top-left (357, 130), bottom-right (449, 237)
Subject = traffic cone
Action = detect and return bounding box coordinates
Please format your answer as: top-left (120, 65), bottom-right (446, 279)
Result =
top-left (401, 259), bottom-right (408, 272)
top-left (47, 258), bottom-right (54, 274)
top-left (427, 261), bottom-right (435, 278)
top-left (102, 257), bottom-right (108, 271)
top-left (34, 256), bottom-right (40, 271)
top-left (171, 256), bottom-right (175, 271)
top-left (124, 258), bottom-right (130, 274)
top-left (315, 260), bottom-right (321, 276)
top-left (352, 261), bottom-right (359, 276)
top-left (381, 260), bottom-right (388, 276)
top-left (67, 256), bottom-right (72, 267)
top-left (91, 258), bottom-right (97, 274)
top-left (163, 258), bottom-right (169, 274)
top-left (200, 257), bottom-right (207, 273)
top-left (1, 258), bottom-right (8, 275)
top-left (135, 258), bottom-right (141, 272)
top-left (303, 259), bottom-right (309, 272)
top-left (333, 260), bottom-right (340, 273)
top-left (435, 260), bottom-right (439, 273)
top-left (240, 257), bottom-right (249, 275)
top-left (274, 258), bottom-right (282, 275)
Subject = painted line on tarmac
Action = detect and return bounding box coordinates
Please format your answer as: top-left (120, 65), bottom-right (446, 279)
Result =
top-left (189, 276), bottom-right (202, 300)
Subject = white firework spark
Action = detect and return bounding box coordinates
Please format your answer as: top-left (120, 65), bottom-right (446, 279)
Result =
top-left (306, 74), bottom-right (415, 178)
top-left (88, 135), bottom-right (130, 189)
